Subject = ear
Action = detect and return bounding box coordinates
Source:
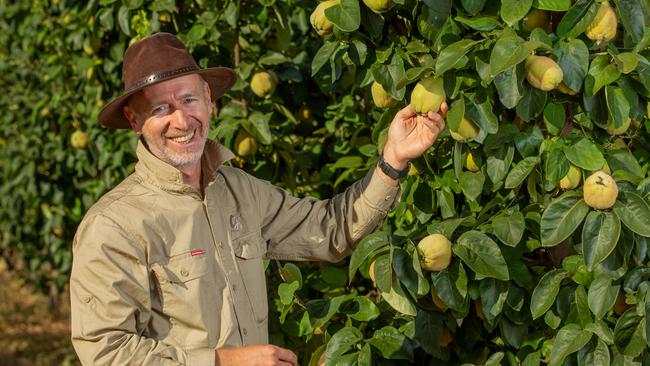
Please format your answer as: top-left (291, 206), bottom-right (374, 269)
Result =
top-left (203, 79), bottom-right (212, 102)
top-left (123, 104), bottom-right (142, 133)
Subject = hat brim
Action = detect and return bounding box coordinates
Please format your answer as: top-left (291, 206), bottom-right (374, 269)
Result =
top-left (98, 67), bottom-right (237, 129)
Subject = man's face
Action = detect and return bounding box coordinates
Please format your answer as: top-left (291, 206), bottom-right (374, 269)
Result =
top-left (124, 74), bottom-right (212, 170)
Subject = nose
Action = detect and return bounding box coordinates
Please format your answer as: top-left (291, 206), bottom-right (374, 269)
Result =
top-left (170, 107), bottom-right (191, 130)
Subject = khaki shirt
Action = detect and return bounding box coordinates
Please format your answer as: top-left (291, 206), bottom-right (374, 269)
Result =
top-left (70, 139), bottom-right (399, 365)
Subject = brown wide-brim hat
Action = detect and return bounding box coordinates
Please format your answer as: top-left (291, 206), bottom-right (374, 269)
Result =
top-left (98, 32), bottom-right (237, 129)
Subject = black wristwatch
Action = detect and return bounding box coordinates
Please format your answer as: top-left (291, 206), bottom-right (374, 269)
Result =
top-left (377, 154), bottom-right (410, 180)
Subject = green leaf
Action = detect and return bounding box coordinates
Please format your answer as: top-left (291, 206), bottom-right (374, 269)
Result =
top-left (187, 23), bottom-right (207, 42)
top-left (455, 16), bottom-right (502, 32)
top-left (516, 83), bottom-right (547, 121)
top-left (247, 111), bottom-right (273, 144)
top-left (430, 263), bottom-right (468, 312)
top-left (479, 278), bottom-right (508, 321)
top-left (588, 276), bottom-right (619, 319)
top-left (574, 285), bottom-right (592, 327)
top-left (117, 5), bottom-right (131, 36)
top-left (616, 0), bottom-right (646, 44)
top-left (374, 253), bottom-right (392, 293)
top-left (307, 294), bottom-right (356, 329)
top-left (613, 191), bottom-right (650, 237)
top-left (586, 55), bottom-right (622, 96)
top-left (505, 156), bottom-right (540, 188)
top-left (535, 0), bottom-right (571, 11)
top-left (348, 230), bottom-right (388, 282)
top-left (279, 281), bottom-right (300, 305)
top-left (583, 211), bottom-right (622, 270)
top-left (494, 66), bottom-right (524, 109)
top-left (564, 138), bottom-right (606, 171)
top-left (368, 326), bottom-right (414, 361)
top-left (500, 0), bottom-right (533, 26)
top-left (460, 171), bottom-right (485, 201)
top-left (556, 0), bottom-right (598, 38)
top-left (492, 211), bottom-right (525, 247)
top-left (554, 38), bottom-right (590, 92)
top-left (346, 296), bottom-right (380, 322)
top-left (372, 54), bottom-right (406, 100)
top-left (324, 0), bottom-right (360, 32)
top-left (585, 320), bottom-right (615, 345)
top-left (435, 39), bottom-right (480, 76)
top-left (615, 52), bottom-right (639, 74)
top-left (332, 156), bottom-right (363, 169)
top-left (381, 277), bottom-right (418, 316)
top-left (324, 326), bottom-right (364, 363)
top-left (464, 93), bottom-right (499, 137)
top-left (614, 309), bottom-right (646, 357)
top-left (312, 41), bottom-right (338, 76)
top-left (540, 191), bottom-right (590, 247)
top-left (530, 269), bottom-right (568, 319)
top-left (606, 150), bottom-right (644, 183)
top-left (489, 30), bottom-right (548, 78)
top-left (454, 230), bottom-right (510, 281)
top-left (486, 145), bottom-right (515, 187)
top-left (280, 263), bottom-right (303, 288)
top-left (548, 324), bottom-right (592, 366)
top-left (543, 102), bottom-right (565, 136)
top-left (392, 248), bottom-right (429, 296)
top-left (606, 86), bottom-right (631, 132)
top-left (414, 310), bottom-right (445, 357)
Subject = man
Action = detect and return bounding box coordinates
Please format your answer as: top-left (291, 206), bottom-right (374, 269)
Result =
top-left (70, 33), bottom-right (446, 365)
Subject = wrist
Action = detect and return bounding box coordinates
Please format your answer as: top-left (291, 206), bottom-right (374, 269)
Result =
top-left (381, 148), bottom-right (408, 171)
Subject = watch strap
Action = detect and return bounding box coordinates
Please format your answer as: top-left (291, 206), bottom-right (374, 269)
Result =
top-left (377, 154), bottom-right (410, 180)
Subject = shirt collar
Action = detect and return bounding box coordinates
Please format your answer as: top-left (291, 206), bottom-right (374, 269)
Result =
top-left (135, 138), bottom-right (235, 192)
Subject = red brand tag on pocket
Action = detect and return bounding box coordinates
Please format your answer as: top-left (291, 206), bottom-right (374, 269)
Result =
top-left (191, 249), bottom-right (205, 257)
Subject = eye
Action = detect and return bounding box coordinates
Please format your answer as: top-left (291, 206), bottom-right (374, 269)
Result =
top-left (151, 105), bottom-right (169, 115)
top-left (184, 97), bottom-right (198, 104)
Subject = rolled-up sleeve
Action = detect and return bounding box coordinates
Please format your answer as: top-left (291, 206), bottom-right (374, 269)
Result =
top-left (70, 214), bottom-right (215, 366)
top-left (255, 167), bottom-right (400, 262)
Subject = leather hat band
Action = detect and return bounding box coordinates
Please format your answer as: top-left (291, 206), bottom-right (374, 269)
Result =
top-left (124, 65), bottom-right (199, 94)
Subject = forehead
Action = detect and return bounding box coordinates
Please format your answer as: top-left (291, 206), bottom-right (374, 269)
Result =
top-left (134, 74), bottom-right (206, 104)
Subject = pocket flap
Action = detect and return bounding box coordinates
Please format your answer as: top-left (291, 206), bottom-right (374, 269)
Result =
top-left (151, 251), bottom-right (209, 283)
top-left (233, 231), bottom-right (266, 259)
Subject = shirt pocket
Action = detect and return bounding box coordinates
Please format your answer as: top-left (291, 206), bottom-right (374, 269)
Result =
top-left (233, 231), bottom-right (268, 324)
top-left (150, 251), bottom-right (210, 346)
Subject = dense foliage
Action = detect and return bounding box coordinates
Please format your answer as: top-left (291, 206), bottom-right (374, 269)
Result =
top-left (1, 0), bottom-right (650, 365)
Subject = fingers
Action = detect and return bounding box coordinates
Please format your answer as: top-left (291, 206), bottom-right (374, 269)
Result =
top-left (275, 347), bottom-right (298, 366)
top-left (394, 104), bottom-right (416, 120)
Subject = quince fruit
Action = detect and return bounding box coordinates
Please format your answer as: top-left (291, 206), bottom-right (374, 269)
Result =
top-left (583, 171), bottom-right (618, 210)
top-left (410, 76), bottom-right (445, 116)
top-left (310, 0), bottom-right (339, 36)
top-left (451, 116), bottom-right (479, 142)
top-left (525, 55), bottom-right (563, 91)
top-left (250, 71), bottom-right (278, 98)
top-left (465, 152), bottom-right (479, 172)
top-left (417, 234), bottom-right (452, 271)
top-left (235, 130), bottom-right (258, 157)
top-left (371, 81), bottom-right (397, 108)
top-left (363, 0), bottom-right (394, 14)
top-left (585, 1), bottom-right (617, 45)
top-left (70, 130), bottom-right (89, 149)
top-left (559, 165), bottom-right (581, 190)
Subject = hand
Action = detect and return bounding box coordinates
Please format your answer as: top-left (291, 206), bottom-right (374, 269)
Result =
top-left (381, 103), bottom-right (448, 171)
top-left (215, 344), bottom-right (298, 366)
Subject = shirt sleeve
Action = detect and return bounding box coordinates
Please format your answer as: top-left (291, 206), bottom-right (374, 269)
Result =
top-left (70, 213), bottom-right (215, 366)
top-left (255, 167), bottom-right (400, 262)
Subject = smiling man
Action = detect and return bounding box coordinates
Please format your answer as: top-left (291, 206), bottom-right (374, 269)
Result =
top-left (70, 33), bottom-right (446, 366)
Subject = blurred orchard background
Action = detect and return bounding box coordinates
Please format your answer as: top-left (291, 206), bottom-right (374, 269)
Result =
top-left (1, 0), bottom-right (650, 365)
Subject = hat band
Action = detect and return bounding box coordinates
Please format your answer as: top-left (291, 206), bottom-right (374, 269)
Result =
top-left (124, 65), bottom-right (199, 94)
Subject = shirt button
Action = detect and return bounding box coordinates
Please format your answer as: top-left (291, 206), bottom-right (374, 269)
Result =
top-left (218, 241), bottom-right (223, 249)
top-left (232, 285), bottom-right (237, 292)
top-left (180, 268), bottom-right (189, 277)
top-left (242, 328), bottom-right (248, 336)
top-left (385, 195), bottom-right (392, 201)
top-left (83, 295), bottom-right (92, 303)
